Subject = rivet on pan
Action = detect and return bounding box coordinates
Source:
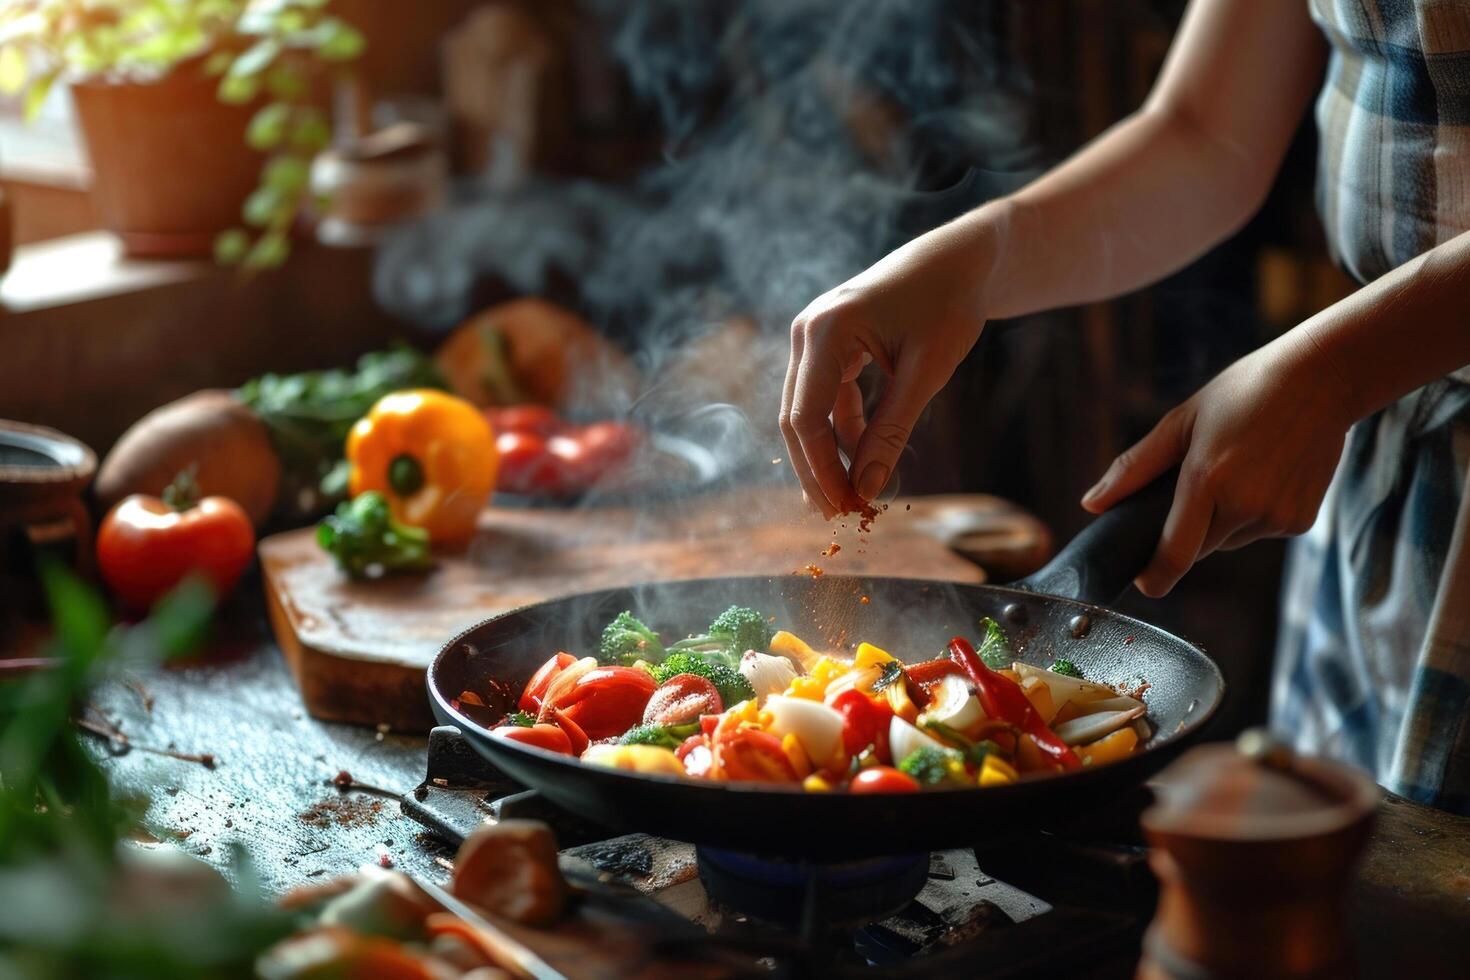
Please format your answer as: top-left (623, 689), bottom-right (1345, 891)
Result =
top-left (1003, 603), bottom-right (1027, 625)
top-left (1069, 614), bottom-right (1091, 638)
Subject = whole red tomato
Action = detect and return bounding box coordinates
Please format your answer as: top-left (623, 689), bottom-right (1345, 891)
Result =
top-left (486, 405), bottom-right (562, 438)
top-left (546, 435), bottom-right (596, 491)
top-left (97, 492), bottom-right (255, 610)
top-left (849, 766), bottom-right (920, 794)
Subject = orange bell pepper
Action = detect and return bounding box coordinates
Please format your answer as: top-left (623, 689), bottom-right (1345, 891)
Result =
top-left (346, 389), bottom-right (497, 542)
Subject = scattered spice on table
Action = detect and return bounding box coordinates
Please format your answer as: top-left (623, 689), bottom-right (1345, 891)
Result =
top-left (299, 797), bottom-right (383, 830)
top-left (859, 595), bottom-right (870, 605)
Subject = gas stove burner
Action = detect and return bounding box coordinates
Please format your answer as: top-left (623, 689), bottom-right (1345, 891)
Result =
top-left (696, 847), bottom-right (930, 927)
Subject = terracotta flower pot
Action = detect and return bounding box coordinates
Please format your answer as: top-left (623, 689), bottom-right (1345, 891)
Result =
top-left (70, 64), bottom-right (263, 258)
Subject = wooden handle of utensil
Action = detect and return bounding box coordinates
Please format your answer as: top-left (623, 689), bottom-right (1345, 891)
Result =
top-left (1011, 468), bottom-right (1178, 604)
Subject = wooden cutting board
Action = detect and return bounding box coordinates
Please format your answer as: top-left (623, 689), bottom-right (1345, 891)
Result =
top-left (260, 489), bottom-right (1050, 731)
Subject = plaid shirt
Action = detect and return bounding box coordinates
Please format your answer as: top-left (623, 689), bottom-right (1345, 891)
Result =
top-left (1271, 1), bottom-right (1470, 813)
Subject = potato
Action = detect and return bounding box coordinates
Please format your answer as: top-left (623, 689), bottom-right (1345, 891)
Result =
top-left (95, 389), bottom-right (281, 528)
top-left (435, 298), bottom-right (638, 412)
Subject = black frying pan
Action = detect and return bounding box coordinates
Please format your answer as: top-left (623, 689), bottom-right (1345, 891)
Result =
top-left (428, 473), bottom-right (1224, 860)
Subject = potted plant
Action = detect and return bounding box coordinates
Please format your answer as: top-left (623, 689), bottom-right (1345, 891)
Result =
top-left (0, 0), bottom-right (363, 266)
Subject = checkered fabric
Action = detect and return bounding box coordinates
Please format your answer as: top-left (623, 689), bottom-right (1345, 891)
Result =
top-left (1270, 2), bottom-right (1470, 813)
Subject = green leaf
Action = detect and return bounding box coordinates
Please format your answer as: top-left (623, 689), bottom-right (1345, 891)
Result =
top-left (246, 103), bottom-right (291, 150)
top-left (217, 71), bottom-right (260, 105)
top-left (242, 184), bottom-right (288, 228)
top-left (203, 50), bottom-right (234, 76)
top-left (229, 38), bottom-right (280, 78)
top-left (146, 575), bottom-right (216, 657)
top-left (289, 109), bottom-right (331, 152)
top-left (244, 229), bottom-right (290, 268)
top-left (313, 18), bottom-right (364, 62)
top-left (263, 155), bottom-right (309, 194)
top-left (265, 62), bottom-right (306, 100)
top-left (21, 70), bottom-right (56, 122)
top-left (39, 562), bottom-right (110, 674)
top-left (0, 45), bottom-right (27, 95)
top-left (976, 617), bottom-right (1015, 671)
top-left (214, 228), bottom-right (250, 265)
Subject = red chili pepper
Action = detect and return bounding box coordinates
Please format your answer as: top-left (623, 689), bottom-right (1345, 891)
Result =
top-left (494, 724), bottom-right (573, 755)
top-left (948, 636), bottom-right (1080, 771)
top-left (829, 689), bottom-right (893, 758)
top-left (547, 706), bottom-right (590, 756)
top-left (905, 657), bottom-right (963, 685)
top-left (541, 665), bottom-right (656, 740)
top-left (519, 652), bottom-right (577, 712)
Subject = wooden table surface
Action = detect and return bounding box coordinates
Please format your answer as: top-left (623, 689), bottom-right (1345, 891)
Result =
top-left (88, 598), bottom-right (1470, 978)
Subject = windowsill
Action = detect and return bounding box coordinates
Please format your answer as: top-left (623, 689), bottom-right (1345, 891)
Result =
top-left (1, 232), bottom-right (205, 314)
top-left (0, 114), bottom-right (90, 191)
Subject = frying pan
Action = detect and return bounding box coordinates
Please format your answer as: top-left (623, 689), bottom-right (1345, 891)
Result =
top-left (428, 473), bottom-right (1224, 860)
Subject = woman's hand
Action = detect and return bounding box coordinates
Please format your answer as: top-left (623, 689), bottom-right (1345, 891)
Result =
top-left (780, 216), bottom-right (998, 516)
top-left (1082, 331), bottom-right (1355, 597)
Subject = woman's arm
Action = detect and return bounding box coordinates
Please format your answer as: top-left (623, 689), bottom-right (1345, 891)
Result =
top-left (1085, 228), bottom-right (1470, 596)
top-left (780, 0), bottom-right (1327, 516)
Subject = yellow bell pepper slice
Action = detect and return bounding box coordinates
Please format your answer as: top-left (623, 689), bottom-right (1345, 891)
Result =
top-left (853, 642), bottom-right (896, 669)
top-left (581, 744), bottom-right (684, 776)
top-left (785, 676), bottom-right (827, 701)
top-left (770, 630), bottom-right (824, 673)
top-left (802, 774), bottom-right (834, 792)
top-left (346, 389), bottom-right (497, 543)
top-left (780, 733), bottom-right (813, 778)
top-left (1078, 727), bottom-right (1139, 767)
top-left (979, 754), bottom-right (1020, 786)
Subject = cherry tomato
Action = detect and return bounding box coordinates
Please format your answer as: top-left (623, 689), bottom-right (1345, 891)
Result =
top-left (714, 729), bottom-right (799, 783)
top-left (546, 435), bottom-right (596, 491)
top-left (494, 431), bottom-right (561, 494)
top-left (643, 674), bottom-right (724, 727)
top-left (97, 492), bottom-right (255, 610)
top-left (541, 665), bottom-right (656, 740)
top-left (850, 766), bottom-right (920, 794)
top-left (493, 724), bottom-right (573, 755)
top-left (486, 404), bottom-right (562, 438)
top-left (677, 734), bottom-right (714, 777)
top-left (829, 689), bottom-right (894, 759)
top-left (576, 421), bottom-right (641, 471)
top-left (519, 653), bottom-right (577, 712)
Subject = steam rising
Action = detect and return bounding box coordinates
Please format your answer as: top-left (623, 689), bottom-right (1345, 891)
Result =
top-left (377, 0), bottom-right (1037, 564)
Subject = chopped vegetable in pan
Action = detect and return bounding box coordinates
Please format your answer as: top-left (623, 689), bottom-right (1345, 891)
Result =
top-left (480, 611), bottom-right (1151, 791)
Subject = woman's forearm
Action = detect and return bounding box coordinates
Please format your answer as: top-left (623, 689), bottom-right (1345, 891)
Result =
top-left (1300, 229), bottom-right (1470, 421)
top-left (950, 0), bottom-right (1326, 320)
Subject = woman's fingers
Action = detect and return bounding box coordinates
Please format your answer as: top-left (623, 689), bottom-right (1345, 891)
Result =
top-left (1082, 406), bottom-right (1192, 514)
top-left (848, 350), bottom-right (935, 502)
top-left (833, 379), bottom-right (867, 460)
top-left (779, 322), bottom-right (835, 517)
top-left (783, 315), bottom-right (863, 515)
top-left (1135, 474), bottom-right (1212, 597)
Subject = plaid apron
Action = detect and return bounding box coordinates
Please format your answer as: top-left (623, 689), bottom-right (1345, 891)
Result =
top-left (1270, 0), bottom-right (1470, 812)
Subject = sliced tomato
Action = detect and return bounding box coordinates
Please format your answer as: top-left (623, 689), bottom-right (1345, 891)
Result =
top-left (643, 674), bottom-right (724, 727)
top-left (487, 404), bottom-right (562, 437)
top-left (699, 714), bottom-right (720, 738)
top-left (547, 707), bottom-right (590, 756)
top-left (677, 734), bottom-right (714, 778)
top-left (829, 689), bottom-right (893, 759)
top-left (543, 665), bottom-right (657, 740)
top-left (715, 729), bottom-right (799, 783)
top-left (849, 766), bottom-right (920, 794)
top-left (494, 724), bottom-right (573, 755)
top-left (519, 653), bottom-right (577, 712)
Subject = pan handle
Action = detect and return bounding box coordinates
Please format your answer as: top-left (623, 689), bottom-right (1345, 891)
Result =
top-left (1012, 468), bottom-right (1179, 605)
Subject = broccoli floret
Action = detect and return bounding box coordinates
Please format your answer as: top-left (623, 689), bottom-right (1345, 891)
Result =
top-left (668, 605), bottom-right (772, 663)
top-left (1049, 659), bottom-right (1085, 679)
top-left (919, 719), bottom-right (1000, 768)
top-left (618, 721), bottom-right (699, 748)
top-left (504, 710), bottom-right (535, 727)
top-left (599, 611), bottom-right (666, 665)
top-left (898, 746), bottom-right (966, 786)
top-left (977, 617), bottom-right (1014, 670)
top-left (316, 491), bottom-right (432, 579)
top-left (650, 653), bottom-right (756, 707)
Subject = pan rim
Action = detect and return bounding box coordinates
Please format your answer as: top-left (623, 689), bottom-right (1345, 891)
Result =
top-left (427, 573), bottom-right (1225, 799)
